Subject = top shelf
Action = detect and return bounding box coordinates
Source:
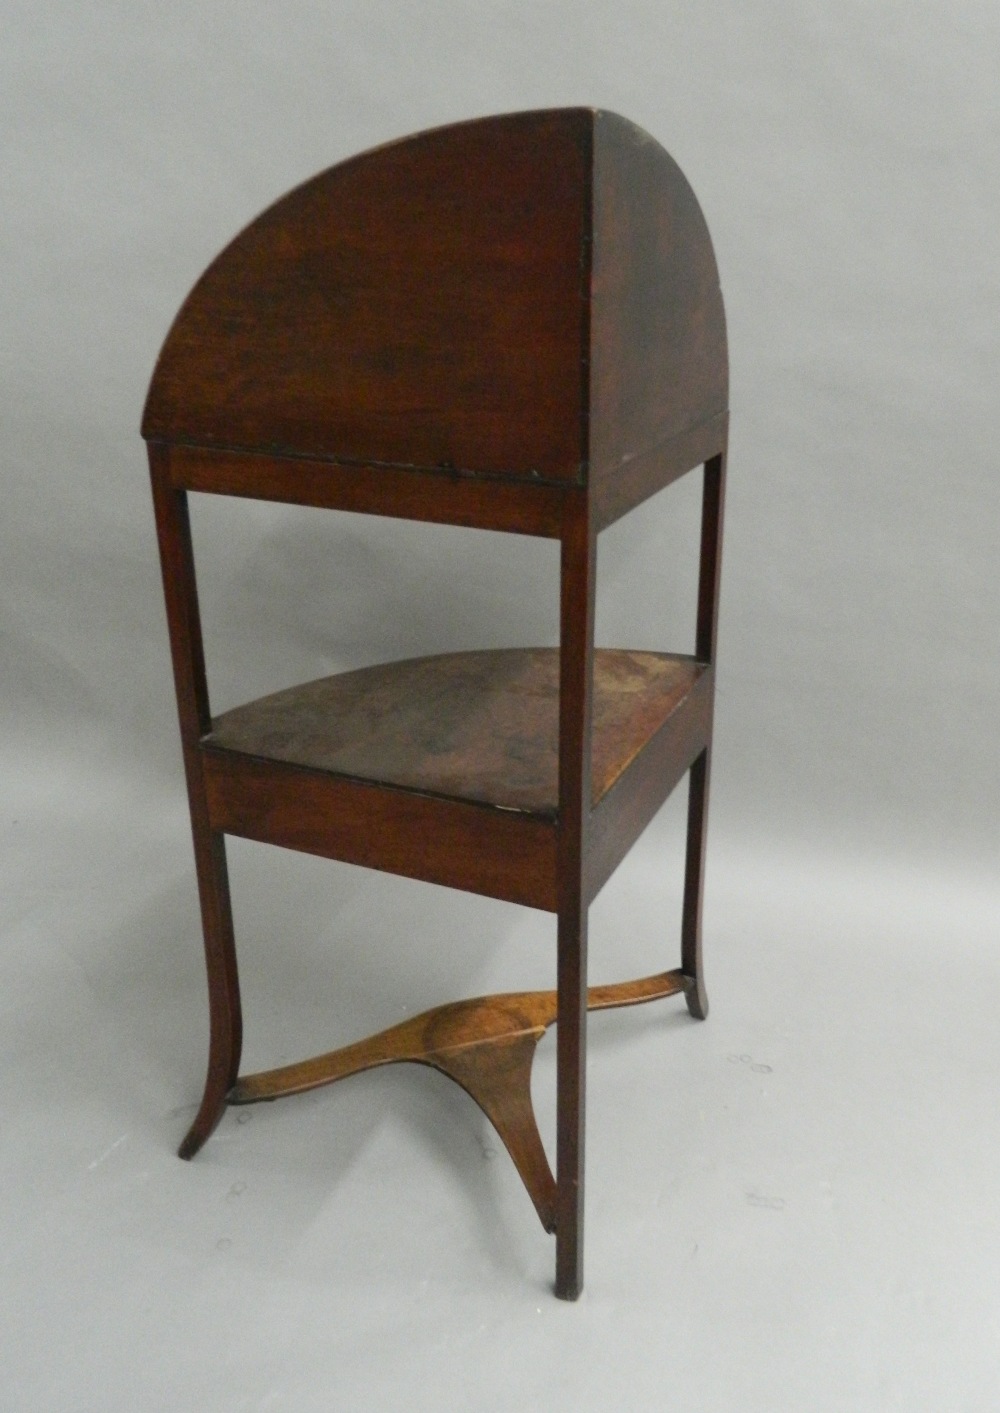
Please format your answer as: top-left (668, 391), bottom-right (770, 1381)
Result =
top-left (204, 648), bottom-right (705, 816)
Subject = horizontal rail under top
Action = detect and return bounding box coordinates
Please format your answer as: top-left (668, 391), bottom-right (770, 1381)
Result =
top-left (164, 442), bottom-right (569, 538)
top-left (157, 421), bottom-right (728, 539)
top-left (591, 413), bottom-right (728, 529)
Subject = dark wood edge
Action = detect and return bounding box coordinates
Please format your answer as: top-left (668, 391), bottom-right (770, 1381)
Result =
top-left (584, 664), bottom-right (714, 903)
top-left (696, 450), bottom-right (727, 663)
top-left (159, 442), bottom-right (568, 539)
top-left (200, 745), bottom-right (559, 911)
top-left (554, 487), bottom-right (595, 1297)
top-left (151, 429), bottom-right (728, 542)
top-left (591, 412), bottom-right (728, 530)
top-left (148, 449), bottom-right (213, 740)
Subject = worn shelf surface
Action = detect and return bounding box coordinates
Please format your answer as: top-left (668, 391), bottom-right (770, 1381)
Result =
top-left (205, 648), bottom-right (704, 815)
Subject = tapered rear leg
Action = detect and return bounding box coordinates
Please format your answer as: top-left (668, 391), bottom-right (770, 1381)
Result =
top-left (178, 828), bottom-right (243, 1159)
top-left (681, 749), bottom-right (710, 1020)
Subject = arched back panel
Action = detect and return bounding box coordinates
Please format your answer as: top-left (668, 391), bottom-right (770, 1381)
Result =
top-left (143, 109), bottom-right (726, 498)
top-left (142, 110), bottom-right (592, 482)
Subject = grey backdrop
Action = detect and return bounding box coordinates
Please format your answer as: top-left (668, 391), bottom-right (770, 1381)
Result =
top-left (3, 3), bottom-right (999, 1409)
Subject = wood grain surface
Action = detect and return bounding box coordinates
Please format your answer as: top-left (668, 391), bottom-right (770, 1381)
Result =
top-left (143, 110), bottom-right (591, 481)
top-left (589, 112), bottom-right (727, 490)
top-left (143, 108), bottom-right (728, 526)
top-left (201, 746), bottom-right (560, 911)
top-left (231, 969), bottom-right (690, 1235)
top-left (205, 647), bottom-right (704, 813)
top-left (145, 108), bottom-right (729, 1299)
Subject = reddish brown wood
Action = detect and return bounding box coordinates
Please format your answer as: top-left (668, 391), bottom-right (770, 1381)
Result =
top-left (696, 453), bottom-right (727, 664)
top-left (585, 664), bottom-right (714, 905)
top-left (589, 112), bottom-right (727, 496)
top-left (143, 111), bottom-right (592, 482)
top-left (233, 970), bottom-right (688, 1105)
top-left (148, 448), bottom-right (242, 1158)
top-left (682, 749), bottom-right (711, 1020)
top-left (205, 648), bottom-right (704, 815)
top-left (201, 748), bottom-right (559, 911)
top-left (682, 450), bottom-right (728, 1017)
top-left (231, 970), bottom-right (688, 1233)
top-left (554, 490), bottom-right (596, 1299)
top-left (144, 109), bottom-right (728, 509)
top-left (143, 109), bottom-right (729, 1298)
top-left (167, 443), bottom-right (566, 540)
top-left (591, 412), bottom-right (728, 531)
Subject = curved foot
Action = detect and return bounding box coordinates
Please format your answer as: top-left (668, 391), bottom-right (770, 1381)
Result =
top-left (681, 749), bottom-right (712, 1023)
top-left (683, 972), bottom-right (709, 1021)
top-left (178, 1080), bottom-right (231, 1160)
top-left (180, 829), bottom-right (242, 1159)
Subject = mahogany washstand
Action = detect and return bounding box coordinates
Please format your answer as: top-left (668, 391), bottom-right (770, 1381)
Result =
top-left (143, 108), bottom-right (728, 1299)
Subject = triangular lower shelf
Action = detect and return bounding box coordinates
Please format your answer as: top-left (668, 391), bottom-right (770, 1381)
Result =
top-left (204, 648), bottom-right (705, 814)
